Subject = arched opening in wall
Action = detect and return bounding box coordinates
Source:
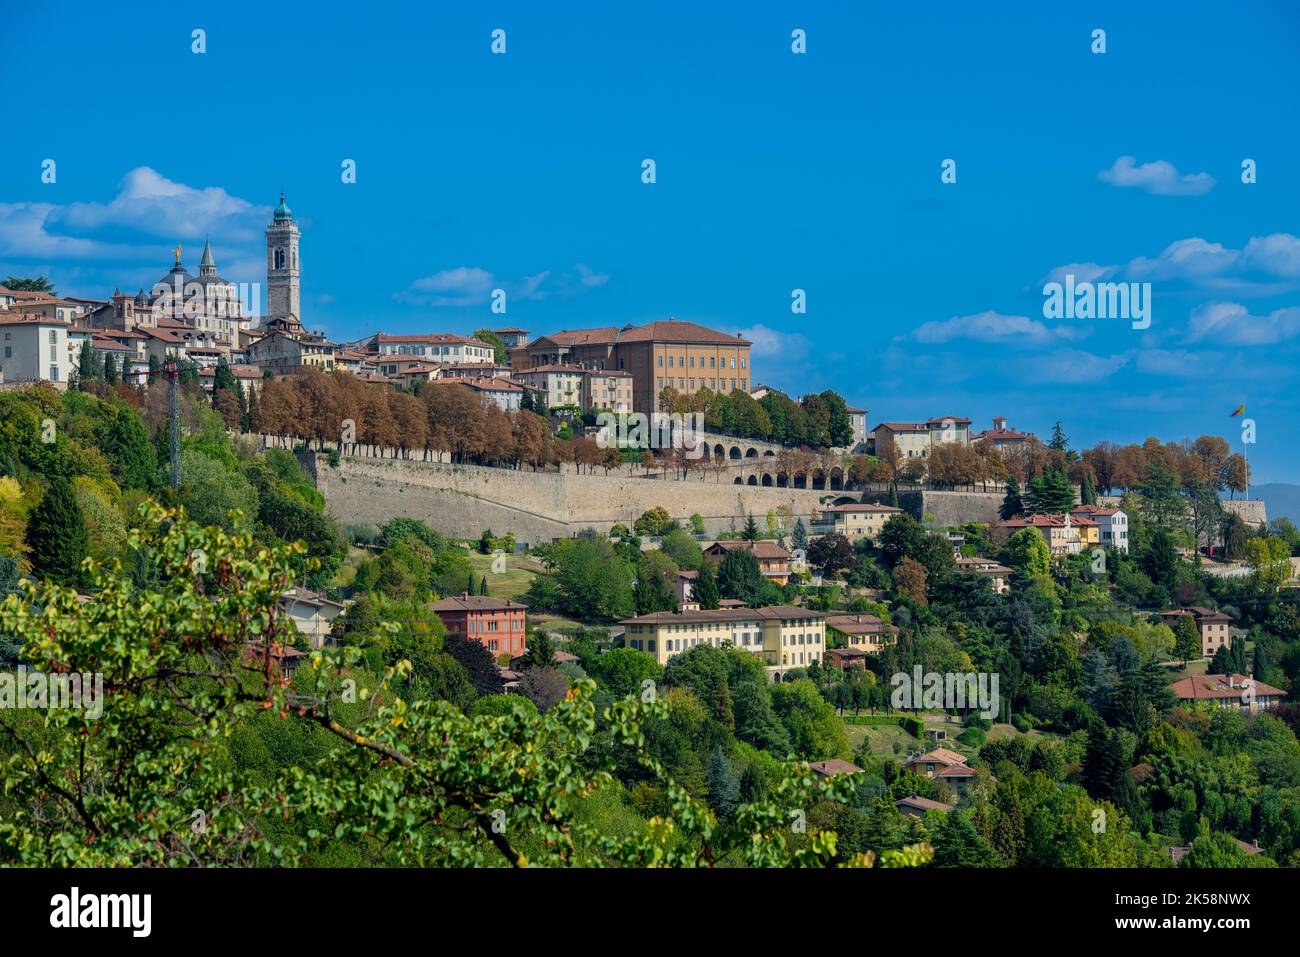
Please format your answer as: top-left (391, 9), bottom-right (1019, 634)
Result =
top-left (733, 476), bottom-right (744, 484)
top-left (793, 473), bottom-right (807, 489)
top-left (747, 475), bottom-right (757, 486)
top-left (830, 468), bottom-right (844, 490)
top-left (745, 448), bottom-right (758, 458)
top-left (729, 446), bottom-right (742, 460)
top-left (698, 443), bottom-right (711, 459)
top-left (812, 470), bottom-right (827, 490)
top-left (777, 473), bottom-right (789, 488)
top-left (832, 495), bottom-right (856, 506)
top-left (763, 449), bottom-right (775, 457)
top-left (714, 443), bottom-right (725, 458)
top-left (761, 473), bottom-right (773, 486)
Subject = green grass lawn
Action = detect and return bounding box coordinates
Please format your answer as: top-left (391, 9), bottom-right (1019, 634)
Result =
top-left (465, 550), bottom-right (545, 603)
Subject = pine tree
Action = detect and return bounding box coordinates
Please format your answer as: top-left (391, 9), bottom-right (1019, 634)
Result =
top-left (742, 513), bottom-right (760, 542)
top-left (28, 475), bottom-right (89, 586)
top-left (706, 745), bottom-right (740, 819)
top-left (791, 517), bottom-right (808, 552)
top-left (999, 474), bottom-right (1023, 520)
top-left (693, 560), bottom-right (721, 609)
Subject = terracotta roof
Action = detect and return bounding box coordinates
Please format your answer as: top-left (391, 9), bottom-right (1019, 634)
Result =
top-left (431, 594), bottom-right (527, 612)
top-left (925, 416), bottom-right (971, 426)
top-left (492, 326), bottom-right (528, 334)
top-left (615, 319), bottom-right (751, 346)
top-left (462, 376), bottom-right (523, 393)
top-left (821, 503), bottom-right (903, 514)
top-left (533, 327), bottom-right (622, 347)
top-left (375, 333), bottom-right (485, 346)
top-left (520, 364), bottom-right (586, 374)
top-left (621, 605), bottom-right (824, 626)
top-left (1170, 673), bottom-right (1285, 701)
top-left (895, 795), bottom-right (954, 813)
top-left (874, 422), bottom-right (929, 432)
top-left (825, 614), bottom-right (897, 636)
top-left (907, 747), bottom-right (969, 767)
top-left (0, 314), bottom-right (70, 327)
top-left (810, 759), bottom-right (864, 777)
top-left (704, 540), bottom-right (791, 560)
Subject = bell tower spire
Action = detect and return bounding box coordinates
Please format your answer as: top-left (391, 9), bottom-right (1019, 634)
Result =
top-left (266, 191), bottom-right (300, 320)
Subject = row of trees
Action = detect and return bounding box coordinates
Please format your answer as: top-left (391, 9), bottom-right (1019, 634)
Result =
top-left (659, 386), bottom-right (855, 449)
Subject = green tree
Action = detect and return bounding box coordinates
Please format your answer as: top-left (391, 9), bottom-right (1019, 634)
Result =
top-left (1080, 471), bottom-right (1097, 506)
top-left (1004, 528), bottom-right (1050, 579)
top-left (2, 276), bottom-right (55, 292)
top-left (472, 328), bottom-right (507, 364)
top-left (1172, 615), bottom-right (1201, 665)
top-left (999, 474), bottom-right (1024, 521)
top-left (791, 517), bottom-right (808, 552)
top-left (693, 560), bottom-right (721, 610)
top-left (741, 513), bottom-right (760, 542)
top-left (27, 475), bottom-right (89, 586)
top-left (716, 549), bottom-right (764, 604)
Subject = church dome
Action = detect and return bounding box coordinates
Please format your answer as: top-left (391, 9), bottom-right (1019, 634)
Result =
top-left (273, 191), bottom-right (293, 223)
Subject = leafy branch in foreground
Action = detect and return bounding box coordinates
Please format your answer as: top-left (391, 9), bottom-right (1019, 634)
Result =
top-left (0, 503), bottom-right (930, 868)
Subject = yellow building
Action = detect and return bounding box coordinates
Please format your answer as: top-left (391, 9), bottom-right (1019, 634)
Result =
top-left (817, 503), bottom-right (904, 542)
top-left (513, 364), bottom-right (585, 410)
top-left (621, 605), bottom-right (826, 680)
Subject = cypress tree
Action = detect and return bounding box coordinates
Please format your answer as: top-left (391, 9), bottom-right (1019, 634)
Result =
top-left (999, 475), bottom-right (1023, 520)
top-left (28, 475), bottom-right (89, 586)
top-left (102, 351), bottom-right (118, 384)
top-left (1080, 471), bottom-right (1097, 505)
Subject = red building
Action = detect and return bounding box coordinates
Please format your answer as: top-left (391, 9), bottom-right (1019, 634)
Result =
top-left (431, 594), bottom-right (528, 657)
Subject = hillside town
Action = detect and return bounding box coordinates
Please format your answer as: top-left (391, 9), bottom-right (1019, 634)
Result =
top-left (2, 191), bottom-right (1299, 876)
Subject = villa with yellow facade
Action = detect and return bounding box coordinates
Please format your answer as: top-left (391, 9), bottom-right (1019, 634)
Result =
top-left (620, 605), bottom-right (826, 680)
top-left (816, 502), bottom-right (904, 542)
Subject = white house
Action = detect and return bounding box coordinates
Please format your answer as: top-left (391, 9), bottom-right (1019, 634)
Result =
top-left (0, 315), bottom-right (71, 389)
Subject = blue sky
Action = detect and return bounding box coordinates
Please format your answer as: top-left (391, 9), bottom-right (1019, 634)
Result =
top-left (3, 1), bottom-right (1299, 481)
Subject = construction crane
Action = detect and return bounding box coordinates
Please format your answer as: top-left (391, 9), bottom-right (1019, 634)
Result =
top-left (123, 357), bottom-right (182, 490)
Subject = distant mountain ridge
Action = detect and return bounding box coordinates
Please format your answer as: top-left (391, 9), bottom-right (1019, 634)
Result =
top-left (1254, 484), bottom-right (1300, 525)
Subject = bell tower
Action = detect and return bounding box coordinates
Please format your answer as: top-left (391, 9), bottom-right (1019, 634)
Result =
top-left (266, 191), bottom-right (300, 320)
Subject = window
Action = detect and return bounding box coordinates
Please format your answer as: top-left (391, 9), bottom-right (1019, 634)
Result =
top-left (3, 347), bottom-right (8, 359)
top-left (49, 330), bottom-right (56, 344)
top-left (667, 355), bottom-right (673, 367)
top-left (657, 355), bottom-right (663, 366)
top-left (51, 366), bottom-right (60, 382)
top-left (689, 356), bottom-right (695, 368)
top-left (709, 356), bottom-right (715, 368)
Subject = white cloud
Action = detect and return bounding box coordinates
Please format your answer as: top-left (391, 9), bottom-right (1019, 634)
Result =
top-left (1023, 349), bottom-right (1130, 384)
top-left (575, 263), bottom-right (609, 287)
top-left (1125, 237), bottom-right (1238, 281)
top-left (1186, 301), bottom-right (1300, 345)
top-left (908, 310), bottom-right (1083, 346)
top-left (735, 323), bottom-right (810, 360)
top-left (1134, 348), bottom-right (1204, 377)
top-left (1240, 233), bottom-right (1300, 278)
top-left (1041, 262), bottom-right (1117, 286)
top-left (0, 202), bottom-right (137, 259)
top-left (1045, 233), bottom-right (1300, 295)
top-left (1098, 156), bottom-right (1215, 196)
top-left (56, 167), bottom-right (269, 242)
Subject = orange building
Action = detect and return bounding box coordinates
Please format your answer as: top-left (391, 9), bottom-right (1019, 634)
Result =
top-left (431, 594), bottom-right (528, 657)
